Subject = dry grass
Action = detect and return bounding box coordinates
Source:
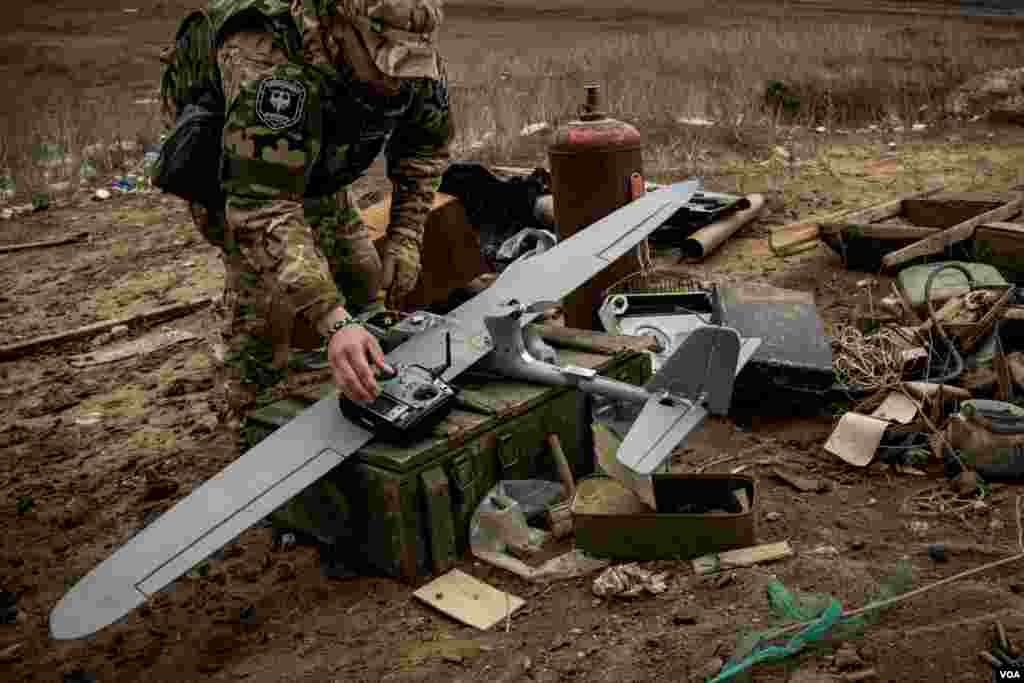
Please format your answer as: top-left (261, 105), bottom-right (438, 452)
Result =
top-left (3, 7), bottom-right (1023, 208)
top-left (448, 12), bottom-right (1024, 160)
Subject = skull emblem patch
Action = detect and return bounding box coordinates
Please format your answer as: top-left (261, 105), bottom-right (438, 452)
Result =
top-left (256, 78), bottom-right (306, 130)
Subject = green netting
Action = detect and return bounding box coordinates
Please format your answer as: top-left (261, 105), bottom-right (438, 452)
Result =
top-left (708, 560), bottom-right (913, 682)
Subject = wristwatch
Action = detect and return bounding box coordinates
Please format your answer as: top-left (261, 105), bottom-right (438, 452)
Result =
top-left (326, 315), bottom-right (360, 338)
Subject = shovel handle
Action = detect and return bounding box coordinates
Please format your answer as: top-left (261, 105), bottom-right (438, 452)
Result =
top-left (547, 433), bottom-right (576, 501)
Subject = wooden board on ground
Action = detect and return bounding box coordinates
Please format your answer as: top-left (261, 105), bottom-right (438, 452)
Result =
top-left (692, 541), bottom-right (794, 575)
top-left (413, 569), bottom-right (525, 630)
top-left (819, 222), bottom-right (940, 241)
top-left (768, 185), bottom-right (944, 255)
top-left (69, 328), bottom-right (199, 367)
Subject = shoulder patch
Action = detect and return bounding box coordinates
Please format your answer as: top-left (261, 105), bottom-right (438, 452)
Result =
top-left (256, 78), bottom-right (306, 130)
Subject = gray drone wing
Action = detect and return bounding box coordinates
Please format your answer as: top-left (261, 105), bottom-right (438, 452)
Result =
top-left (49, 179), bottom-right (700, 640)
top-left (387, 179), bottom-right (702, 381)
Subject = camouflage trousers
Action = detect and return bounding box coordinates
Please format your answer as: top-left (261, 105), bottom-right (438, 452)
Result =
top-left (190, 192), bottom-right (379, 546)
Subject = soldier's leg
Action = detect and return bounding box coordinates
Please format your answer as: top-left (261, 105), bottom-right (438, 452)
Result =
top-left (307, 187), bottom-right (383, 315)
top-left (213, 29), bottom-right (357, 563)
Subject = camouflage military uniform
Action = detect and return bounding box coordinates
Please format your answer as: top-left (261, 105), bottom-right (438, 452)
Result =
top-left (169, 0), bottom-right (451, 551)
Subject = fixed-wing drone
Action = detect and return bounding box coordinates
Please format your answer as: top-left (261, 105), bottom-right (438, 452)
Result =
top-left (49, 179), bottom-right (761, 640)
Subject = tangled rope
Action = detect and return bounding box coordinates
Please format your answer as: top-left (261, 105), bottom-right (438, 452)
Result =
top-left (831, 323), bottom-right (906, 391)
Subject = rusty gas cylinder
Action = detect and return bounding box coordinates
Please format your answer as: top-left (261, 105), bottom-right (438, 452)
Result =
top-left (548, 84), bottom-right (644, 330)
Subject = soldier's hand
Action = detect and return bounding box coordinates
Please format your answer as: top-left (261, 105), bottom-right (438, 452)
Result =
top-left (378, 235), bottom-right (422, 310)
top-left (327, 324), bottom-right (392, 402)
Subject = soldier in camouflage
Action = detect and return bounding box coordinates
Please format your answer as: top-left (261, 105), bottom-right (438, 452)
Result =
top-left (169, 0), bottom-right (451, 569)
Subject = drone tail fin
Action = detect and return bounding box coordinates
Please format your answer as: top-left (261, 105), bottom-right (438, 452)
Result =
top-left (644, 325), bottom-right (744, 416)
top-left (615, 326), bottom-right (760, 475)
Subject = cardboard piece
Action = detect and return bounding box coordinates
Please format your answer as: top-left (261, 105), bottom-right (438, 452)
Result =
top-left (824, 413), bottom-right (891, 466)
top-left (413, 569), bottom-right (524, 631)
top-left (871, 392), bottom-right (919, 424)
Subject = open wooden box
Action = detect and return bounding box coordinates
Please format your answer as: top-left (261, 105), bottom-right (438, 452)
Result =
top-left (820, 191), bottom-right (1022, 272)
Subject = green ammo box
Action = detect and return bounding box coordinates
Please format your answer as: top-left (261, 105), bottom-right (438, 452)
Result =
top-left (571, 474), bottom-right (758, 561)
top-left (247, 326), bottom-right (653, 583)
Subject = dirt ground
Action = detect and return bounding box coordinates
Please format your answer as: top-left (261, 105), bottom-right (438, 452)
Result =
top-left (6, 2), bottom-right (1024, 683)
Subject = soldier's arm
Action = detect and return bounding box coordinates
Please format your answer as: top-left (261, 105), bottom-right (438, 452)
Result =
top-left (218, 29), bottom-right (349, 344)
top-left (383, 66), bottom-right (453, 249)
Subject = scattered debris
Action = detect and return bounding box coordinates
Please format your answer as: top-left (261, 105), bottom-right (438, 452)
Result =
top-left (0, 590), bottom-right (18, 624)
top-left (692, 541), bottom-right (794, 575)
top-left (15, 496), bottom-right (34, 516)
top-left (93, 189), bottom-right (111, 201)
top-left (413, 569), bottom-right (524, 631)
top-left (698, 657), bottom-right (725, 679)
top-left (238, 605), bottom-right (258, 625)
top-left (546, 501), bottom-right (573, 539)
top-left (62, 670), bottom-right (98, 683)
top-left (712, 572), bottom-right (736, 589)
top-left (0, 642), bottom-right (24, 663)
top-left (772, 467), bottom-right (829, 493)
top-left (676, 116), bottom-right (716, 127)
top-left (833, 643), bottom-right (864, 670)
top-left (591, 563), bottom-right (669, 598)
top-left (927, 544), bottom-right (948, 562)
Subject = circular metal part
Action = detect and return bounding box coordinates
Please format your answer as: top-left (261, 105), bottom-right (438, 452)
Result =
top-left (610, 295), bottom-right (629, 314)
top-left (632, 325), bottom-right (671, 354)
top-left (412, 385), bottom-right (439, 401)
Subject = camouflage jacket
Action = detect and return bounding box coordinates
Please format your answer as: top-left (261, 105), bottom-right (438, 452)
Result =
top-left (202, 0), bottom-right (451, 246)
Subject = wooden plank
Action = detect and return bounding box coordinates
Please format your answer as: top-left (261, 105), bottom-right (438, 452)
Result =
top-left (768, 185), bottom-right (944, 255)
top-left (1004, 306), bottom-right (1024, 321)
top-left (819, 222), bottom-right (940, 241)
top-left (546, 433), bottom-right (575, 501)
top-left (692, 541), bottom-right (794, 575)
top-left (881, 199), bottom-right (1023, 269)
top-left (413, 568), bottom-right (525, 630)
top-left (981, 221), bottom-right (1024, 235)
top-left (0, 297), bottom-right (213, 362)
top-left (530, 323), bottom-right (659, 355)
top-left (0, 230), bottom-right (89, 254)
